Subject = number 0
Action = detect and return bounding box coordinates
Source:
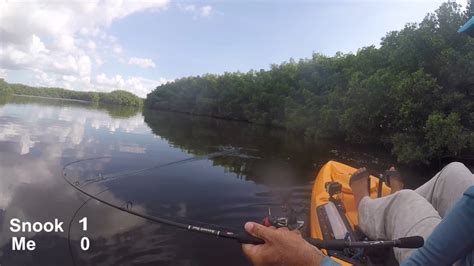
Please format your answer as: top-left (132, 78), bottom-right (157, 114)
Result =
top-left (81, 237), bottom-right (90, 250)
top-left (79, 217), bottom-right (87, 231)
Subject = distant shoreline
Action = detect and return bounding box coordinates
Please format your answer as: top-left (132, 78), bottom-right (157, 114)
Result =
top-left (0, 79), bottom-right (143, 107)
top-left (12, 94), bottom-right (92, 103)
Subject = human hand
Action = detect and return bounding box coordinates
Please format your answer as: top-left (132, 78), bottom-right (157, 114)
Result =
top-left (241, 222), bottom-right (326, 266)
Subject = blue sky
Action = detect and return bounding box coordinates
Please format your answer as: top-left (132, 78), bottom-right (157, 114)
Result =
top-left (0, 0), bottom-right (469, 97)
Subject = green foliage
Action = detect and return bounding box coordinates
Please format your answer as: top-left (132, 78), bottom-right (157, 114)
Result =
top-left (425, 113), bottom-right (470, 155)
top-left (145, 2), bottom-right (473, 164)
top-left (99, 90), bottom-right (143, 107)
top-left (1, 94), bottom-right (141, 118)
top-left (0, 79), bottom-right (13, 94)
top-left (0, 80), bottom-right (143, 107)
top-left (392, 112), bottom-right (471, 164)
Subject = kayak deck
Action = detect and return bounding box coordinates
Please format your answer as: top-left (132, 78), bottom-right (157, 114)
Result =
top-left (310, 160), bottom-right (391, 265)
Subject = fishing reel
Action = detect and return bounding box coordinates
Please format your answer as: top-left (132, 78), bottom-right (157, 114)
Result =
top-left (252, 185), bottom-right (311, 231)
top-left (261, 207), bottom-right (305, 230)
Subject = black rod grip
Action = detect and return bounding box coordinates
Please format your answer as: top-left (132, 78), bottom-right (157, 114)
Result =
top-left (397, 236), bottom-right (424, 248)
top-left (306, 236), bottom-right (424, 250)
top-left (305, 238), bottom-right (347, 250)
top-left (235, 231), bottom-right (265, 245)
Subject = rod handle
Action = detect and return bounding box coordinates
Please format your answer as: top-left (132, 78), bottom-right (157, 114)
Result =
top-left (235, 231), bottom-right (265, 245)
top-left (305, 238), bottom-right (347, 250)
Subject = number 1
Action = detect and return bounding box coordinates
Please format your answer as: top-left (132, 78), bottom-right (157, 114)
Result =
top-left (79, 217), bottom-right (87, 231)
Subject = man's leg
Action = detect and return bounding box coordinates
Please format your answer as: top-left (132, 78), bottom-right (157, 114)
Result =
top-left (358, 190), bottom-right (441, 262)
top-left (415, 162), bottom-right (474, 217)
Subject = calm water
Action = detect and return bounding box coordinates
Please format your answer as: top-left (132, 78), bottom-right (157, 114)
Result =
top-left (0, 95), bottom-right (444, 266)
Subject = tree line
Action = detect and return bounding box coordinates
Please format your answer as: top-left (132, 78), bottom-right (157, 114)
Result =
top-left (0, 79), bottom-right (143, 107)
top-left (145, 2), bottom-right (473, 164)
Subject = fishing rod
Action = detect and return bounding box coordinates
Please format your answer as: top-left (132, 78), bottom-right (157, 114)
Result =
top-left (306, 236), bottom-right (424, 250)
top-left (62, 159), bottom-right (264, 245)
top-left (62, 157), bottom-right (424, 251)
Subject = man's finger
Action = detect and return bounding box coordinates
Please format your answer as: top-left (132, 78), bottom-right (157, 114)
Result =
top-left (245, 222), bottom-right (274, 242)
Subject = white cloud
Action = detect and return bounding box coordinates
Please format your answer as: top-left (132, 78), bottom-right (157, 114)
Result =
top-left (200, 6), bottom-right (213, 17)
top-left (34, 70), bottom-right (56, 87)
top-left (113, 44), bottom-right (123, 54)
top-left (128, 57), bottom-right (156, 68)
top-left (94, 73), bottom-right (170, 97)
top-left (183, 4), bottom-right (197, 12)
top-left (0, 69), bottom-right (7, 79)
top-left (30, 35), bottom-right (48, 54)
top-left (0, 0), bottom-right (169, 96)
top-left (86, 40), bottom-right (97, 50)
top-left (179, 4), bottom-right (213, 17)
top-left (77, 55), bottom-right (92, 77)
top-left (95, 57), bottom-right (104, 66)
top-left (0, 0), bottom-right (169, 42)
top-left (55, 34), bottom-right (76, 52)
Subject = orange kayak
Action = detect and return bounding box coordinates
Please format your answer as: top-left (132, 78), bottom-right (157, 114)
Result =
top-left (310, 161), bottom-right (391, 265)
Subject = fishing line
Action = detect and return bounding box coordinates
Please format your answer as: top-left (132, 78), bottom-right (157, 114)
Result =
top-left (78, 148), bottom-right (241, 187)
top-left (62, 152), bottom-right (265, 247)
top-left (67, 187), bottom-right (109, 266)
top-left (63, 169), bottom-right (261, 244)
top-left (67, 198), bottom-right (90, 266)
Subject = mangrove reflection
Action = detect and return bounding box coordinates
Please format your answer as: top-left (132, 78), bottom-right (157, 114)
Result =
top-left (142, 108), bottom-right (403, 185)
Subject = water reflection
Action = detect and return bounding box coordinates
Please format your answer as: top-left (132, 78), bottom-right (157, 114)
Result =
top-left (142, 109), bottom-right (400, 185)
top-left (0, 95), bottom-right (432, 265)
top-left (0, 96), bottom-right (155, 266)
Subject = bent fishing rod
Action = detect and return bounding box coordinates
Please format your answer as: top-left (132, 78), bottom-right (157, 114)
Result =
top-left (62, 160), bottom-right (423, 250)
top-left (62, 168), bottom-right (260, 242)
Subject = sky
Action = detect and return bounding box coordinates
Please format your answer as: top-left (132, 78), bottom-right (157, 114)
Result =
top-left (0, 0), bottom-right (469, 98)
